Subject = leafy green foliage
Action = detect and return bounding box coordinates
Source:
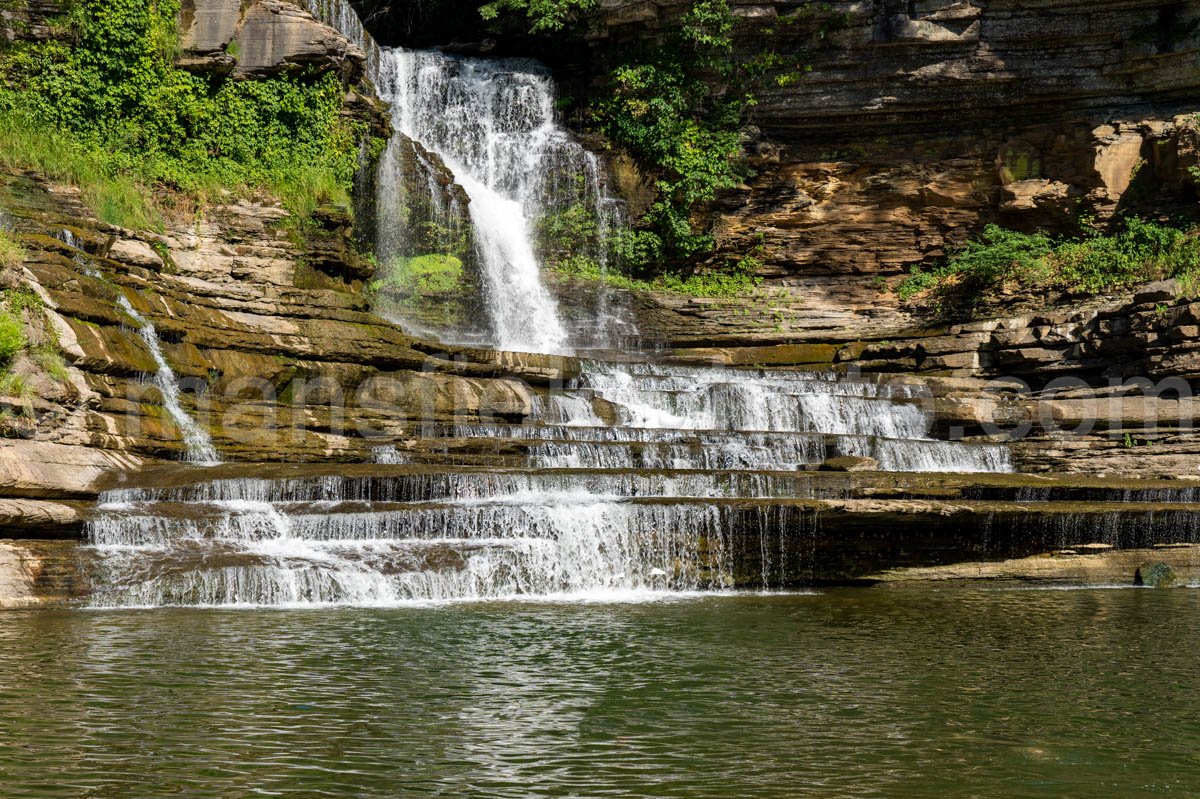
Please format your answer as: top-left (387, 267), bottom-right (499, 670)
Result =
top-left (479, 0), bottom-right (594, 32)
top-left (896, 226), bottom-right (1053, 303)
top-left (592, 0), bottom-right (746, 266)
top-left (1141, 561), bottom-right (1179, 588)
top-left (897, 220), bottom-right (1200, 313)
top-left (0, 0), bottom-right (366, 228)
top-left (370, 254), bottom-right (465, 296)
top-left (536, 202), bottom-right (599, 261)
top-left (553, 250), bottom-right (760, 297)
top-left (0, 109), bottom-right (159, 229)
top-left (0, 291), bottom-right (26, 364)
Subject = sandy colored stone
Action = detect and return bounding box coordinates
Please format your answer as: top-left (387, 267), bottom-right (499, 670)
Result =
top-left (0, 441), bottom-right (143, 499)
top-left (107, 238), bottom-right (164, 270)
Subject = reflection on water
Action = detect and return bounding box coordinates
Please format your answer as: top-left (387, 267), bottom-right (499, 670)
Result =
top-left (1, 589), bottom-right (1198, 798)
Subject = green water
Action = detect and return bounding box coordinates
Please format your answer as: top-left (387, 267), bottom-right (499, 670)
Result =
top-left (1, 589), bottom-right (1197, 798)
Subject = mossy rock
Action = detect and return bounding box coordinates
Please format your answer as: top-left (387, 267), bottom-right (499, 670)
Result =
top-left (1138, 562), bottom-right (1180, 588)
top-left (371, 254), bottom-right (464, 296)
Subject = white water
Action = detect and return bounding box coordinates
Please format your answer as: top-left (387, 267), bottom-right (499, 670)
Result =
top-left (85, 483), bottom-right (741, 607)
top-left (116, 295), bottom-right (219, 464)
top-left (374, 49), bottom-right (580, 353)
top-left (518, 362), bottom-right (1012, 473)
top-left (82, 1), bottom-right (1015, 608)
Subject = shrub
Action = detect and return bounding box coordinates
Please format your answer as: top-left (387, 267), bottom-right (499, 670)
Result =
top-left (0, 310), bottom-right (25, 364)
top-left (371, 254), bottom-right (465, 296)
top-left (592, 0), bottom-right (746, 266)
top-left (896, 219), bottom-right (1200, 313)
top-left (551, 251), bottom-right (760, 297)
top-left (0, 0), bottom-right (368, 228)
top-left (479, 0), bottom-right (595, 32)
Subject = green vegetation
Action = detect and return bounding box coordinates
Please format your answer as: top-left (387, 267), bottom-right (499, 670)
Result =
top-left (369, 254), bottom-right (465, 296)
top-left (0, 288), bottom-right (42, 368)
top-left (0, 228), bottom-right (24, 269)
top-left (0, 286), bottom-right (69, 415)
top-left (0, 306), bottom-right (24, 364)
top-left (0, 0), bottom-right (369, 229)
top-left (536, 197), bottom-right (765, 297)
top-left (896, 220), bottom-right (1200, 314)
top-left (553, 250), bottom-right (761, 298)
top-left (479, 0), bottom-right (594, 32)
top-left (592, 0), bottom-right (746, 266)
top-left (32, 346), bottom-right (69, 382)
top-left (536, 202), bottom-right (600, 264)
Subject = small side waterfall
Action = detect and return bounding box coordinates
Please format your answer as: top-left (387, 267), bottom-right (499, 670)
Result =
top-left (117, 295), bottom-right (219, 465)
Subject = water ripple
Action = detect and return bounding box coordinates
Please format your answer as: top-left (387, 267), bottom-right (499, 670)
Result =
top-left (1, 590), bottom-right (1198, 797)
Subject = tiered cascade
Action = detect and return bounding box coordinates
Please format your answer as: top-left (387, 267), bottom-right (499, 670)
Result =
top-left (79, 0), bottom-right (1024, 608)
top-left (84, 359), bottom-right (1017, 606)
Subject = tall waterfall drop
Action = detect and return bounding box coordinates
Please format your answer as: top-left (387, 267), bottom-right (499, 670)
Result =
top-left (371, 49), bottom-right (631, 353)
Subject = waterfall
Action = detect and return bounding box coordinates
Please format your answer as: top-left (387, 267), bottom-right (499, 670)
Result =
top-left (116, 295), bottom-right (219, 465)
top-left (76, 0), bottom-right (1024, 609)
top-left (85, 474), bottom-right (738, 607)
top-left (373, 50), bottom-right (583, 353)
top-left (422, 361), bottom-right (1012, 474)
top-left (307, 1), bottom-right (635, 352)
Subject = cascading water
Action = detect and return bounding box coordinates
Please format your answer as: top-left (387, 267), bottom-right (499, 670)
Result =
top-left (372, 49), bottom-right (633, 353)
top-left (80, 1), bottom-right (1017, 608)
top-left (116, 295), bottom-right (219, 465)
top-left (84, 470), bottom-right (741, 607)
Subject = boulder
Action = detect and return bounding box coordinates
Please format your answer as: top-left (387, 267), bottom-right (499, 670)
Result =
top-left (234, 0), bottom-right (365, 79)
top-left (177, 0), bottom-right (365, 80)
top-left (0, 441), bottom-right (143, 499)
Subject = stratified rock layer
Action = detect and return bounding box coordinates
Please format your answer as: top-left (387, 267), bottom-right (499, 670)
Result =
top-left (569, 1), bottom-right (1200, 336)
top-left (178, 0), bottom-right (367, 78)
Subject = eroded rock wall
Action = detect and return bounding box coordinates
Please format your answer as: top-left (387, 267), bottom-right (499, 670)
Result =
top-left (576, 1), bottom-right (1200, 337)
top-left (178, 0), bottom-right (368, 78)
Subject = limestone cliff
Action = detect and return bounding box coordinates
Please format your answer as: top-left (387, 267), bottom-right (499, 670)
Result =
top-left (3, 0), bottom-right (1200, 603)
top-left (580, 0), bottom-right (1200, 341)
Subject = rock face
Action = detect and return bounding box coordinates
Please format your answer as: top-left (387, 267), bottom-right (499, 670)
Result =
top-left (591, 0), bottom-right (1200, 135)
top-left (178, 0), bottom-right (367, 79)
top-left (0, 541), bottom-right (89, 608)
top-left (0, 172), bottom-right (569, 472)
top-left (563, 1), bottom-right (1200, 336)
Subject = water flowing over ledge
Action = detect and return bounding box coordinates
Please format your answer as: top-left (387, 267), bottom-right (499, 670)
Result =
top-left (63, 0), bottom-right (1032, 609)
top-left (115, 295), bottom-right (219, 465)
top-left (80, 358), bottom-right (1014, 608)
